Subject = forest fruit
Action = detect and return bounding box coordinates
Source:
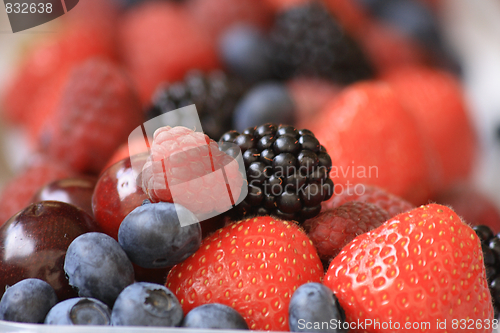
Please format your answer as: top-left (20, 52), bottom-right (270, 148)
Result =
top-left (304, 201), bottom-right (390, 263)
top-left (181, 303), bottom-right (249, 329)
top-left (146, 70), bottom-right (247, 141)
top-left (0, 279), bottom-right (57, 323)
top-left (269, 1), bottom-right (374, 83)
top-left (288, 282), bottom-right (345, 333)
top-left (322, 183), bottom-right (414, 218)
top-left (64, 232), bottom-right (135, 307)
top-left (324, 204), bottom-right (494, 332)
top-left (111, 282), bottom-right (183, 327)
top-left (37, 58), bottom-right (144, 174)
top-left (220, 123), bottom-right (334, 222)
top-left (118, 201), bottom-right (201, 268)
top-left (141, 126), bottom-right (243, 217)
top-left (166, 216), bottom-right (324, 331)
top-left (44, 298), bottom-right (111, 325)
top-left (0, 201), bottom-right (101, 301)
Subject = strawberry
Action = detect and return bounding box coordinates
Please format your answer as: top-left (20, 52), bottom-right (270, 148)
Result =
top-left (324, 204), bottom-right (494, 332)
top-left (384, 65), bottom-right (477, 191)
top-left (37, 58), bottom-right (143, 174)
top-left (306, 81), bottom-right (433, 205)
top-left (166, 216), bottom-right (324, 331)
top-left (304, 201), bottom-right (390, 263)
top-left (322, 183), bottom-right (415, 218)
top-left (119, 2), bottom-right (220, 103)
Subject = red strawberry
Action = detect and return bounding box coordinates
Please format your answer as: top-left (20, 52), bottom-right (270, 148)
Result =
top-left (0, 155), bottom-right (75, 226)
top-left (166, 216), bottom-right (324, 331)
top-left (322, 183), bottom-right (415, 218)
top-left (188, 0), bottom-right (272, 41)
top-left (324, 204), bottom-right (494, 332)
top-left (141, 126), bottom-right (243, 217)
top-left (37, 58), bottom-right (143, 174)
top-left (384, 65), bottom-right (477, 190)
top-left (1, 17), bottom-right (117, 126)
top-left (260, 0), bottom-right (310, 12)
top-left (434, 184), bottom-right (500, 233)
top-left (304, 201), bottom-right (390, 262)
top-left (307, 81), bottom-right (433, 205)
top-left (119, 2), bottom-right (220, 103)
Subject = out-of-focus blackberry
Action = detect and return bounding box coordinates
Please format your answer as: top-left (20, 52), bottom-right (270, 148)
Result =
top-left (473, 225), bottom-right (500, 317)
top-left (146, 70), bottom-right (247, 141)
top-left (269, 1), bottom-right (374, 84)
top-left (220, 123), bottom-right (334, 223)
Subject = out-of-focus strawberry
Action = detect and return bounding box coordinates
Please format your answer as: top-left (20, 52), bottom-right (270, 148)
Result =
top-left (383, 65), bottom-right (477, 190)
top-left (119, 2), bottom-right (220, 103)
top-left (0, 155), bottom-right (75, 226)
top-left (37, 58), bottom-right (143, 174)
top-left (307, 81), bottom-right (433, 205)
top-left (188, 0), bottom-right (272, 41)
top-left (322, 183), bottom-right (415, 218)
top-left (288, 77), bottom-right (341, 123)
top-left (434, 183), bottom-right (500, 233)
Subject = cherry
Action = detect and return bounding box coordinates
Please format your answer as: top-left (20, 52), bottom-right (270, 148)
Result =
top-left (92, 154), bottom-right (148, 240)
top-left (0, 201), bottom-right (101, 301)
top-left (32, 176), bottom-right (97, 217)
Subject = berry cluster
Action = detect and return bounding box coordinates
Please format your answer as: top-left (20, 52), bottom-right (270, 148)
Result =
top-left (220, 123), bottom-right (334, 222)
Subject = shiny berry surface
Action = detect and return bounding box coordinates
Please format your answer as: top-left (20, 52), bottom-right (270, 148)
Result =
top-left (0, 201), bottom-right (101, 301)
top-left (92, 154), bottom-right (149, 240)
top-left (33, 176), bottom-right (97, 218)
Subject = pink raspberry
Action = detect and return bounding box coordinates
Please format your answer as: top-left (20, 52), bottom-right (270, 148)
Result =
top-left (141, 126), bottom-right (243, 217)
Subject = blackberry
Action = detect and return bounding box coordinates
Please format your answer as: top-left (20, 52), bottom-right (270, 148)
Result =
top-left (146, 70), bottom-right (247, 141)
top-left (473, 225), bottom-right (500, 317)
top-left (269, 1), bottom-right (374, 84)
top-left (221, 123), bottom-right (334, 223)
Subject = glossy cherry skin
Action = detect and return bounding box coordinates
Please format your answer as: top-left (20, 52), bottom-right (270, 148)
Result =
top-left (32, 176), bottom-right (97, 217)
top-left (92, 154), bottom-right (148, 240)
top-left (0, 201), bottom-right (102, 301)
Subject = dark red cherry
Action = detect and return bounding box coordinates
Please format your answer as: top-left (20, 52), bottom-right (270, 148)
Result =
top-left (92, 154), bottom-right (148, 240)
top-left (32, 176), bottom-right (97, 217)
top-left (0, 201), bottom-right (101, 301)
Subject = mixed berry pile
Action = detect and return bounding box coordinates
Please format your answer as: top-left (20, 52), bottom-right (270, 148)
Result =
top-left (0, 0), bottom-right (499, 332)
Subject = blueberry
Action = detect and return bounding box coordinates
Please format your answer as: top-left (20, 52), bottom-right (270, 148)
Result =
top-left (233, 83), bottom-right (295, 132)
top-left (219, 24), bottom-right (273, 83)
top-left (182, 303), bottom-right (249, 329)
top-left (289, 283), bottom-right (345, 332)
top-left (64, 232), bottom-right (135, 307)
top-left (118, 202), bottom-right (201, 269)
top-left (111, 282), bottom-right (183, 327)
top-left (0, 278), bottom-right (57, 323)
top-left (45, 297), bottom-right (111, 325)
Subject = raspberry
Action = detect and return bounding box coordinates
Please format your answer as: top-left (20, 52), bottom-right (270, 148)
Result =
top-left (37, 58), bottom-right (143, 174)
top-left (0, 156), bottom-right (75, 225)
top-left (322, 183), bottom-right (414, 218)
top-left (141, 126), bottom-right (243, 217)
top-left (304, 201), bottom-right (390, 262)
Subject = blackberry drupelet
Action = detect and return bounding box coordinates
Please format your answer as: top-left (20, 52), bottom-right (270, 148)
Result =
top-left (269, 1), bottom-right (374, 84)
top-left (146, 70), bottom-right (247, 141)
top-left (220, 123), bottom-right (334, 223)
top-left (473, 225), bottom-right (500, 317)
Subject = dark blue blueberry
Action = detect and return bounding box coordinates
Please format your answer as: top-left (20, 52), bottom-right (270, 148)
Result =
top-left (182, 303), bottom-right (248, 329)
top-left (118, 202), bottom-right (201, 269)
top-left (111, 282), bottom-right (183, 327)
top-left (219, 24), bottom-right (273, 83)
top-left (289, 283), bottom-right (345, 332)
top-left (233, 83), bottom-right (295, 132)
top-left (0, 278), bottom-right (57, 323)
top-left (64, 232), bottom-right (135, 307)
top-left (45, 297), bottom-right (111, 325)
